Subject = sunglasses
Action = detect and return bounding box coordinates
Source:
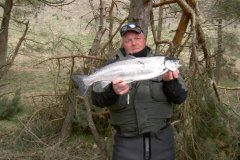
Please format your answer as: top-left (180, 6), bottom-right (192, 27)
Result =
top-left (120, 23), bottom-right (143, 36)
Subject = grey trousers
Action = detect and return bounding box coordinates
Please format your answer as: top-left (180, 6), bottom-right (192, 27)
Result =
top-left (111, 125), bottom-right (175, 160)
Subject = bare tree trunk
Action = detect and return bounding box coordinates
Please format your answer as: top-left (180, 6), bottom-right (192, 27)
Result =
top-left (108, 0), bottom-right (115, 56)
top-left (128, 0), bottom-right (153, 36)
top-left (155, 4), bottom-right (163, 53)
top-left (166, 0), bottom-right (196, 57)
top-left (0, 21), bottom-right (29, 80)
top-left (83, 95), bottom-right (109, 160)
top-left (60, 100), bottom-right (75, 142)
top-left (84, 0), bottom-right (107, 74)
top-left (196, 21), bottom-right (212, 76)
top-left (214, 18), bottom-right (223, 83)
top-left (89, 0), bottom-right (107, 57)
top-left (168, 14), bottom-right (190, 56)
top-left (0, 0), bottom-right (13, 68)
top-left (0, 1), bottom-right (29, 80)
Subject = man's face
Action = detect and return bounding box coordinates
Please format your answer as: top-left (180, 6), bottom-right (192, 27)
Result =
top-left (122, 31), bottom-right (146, 54)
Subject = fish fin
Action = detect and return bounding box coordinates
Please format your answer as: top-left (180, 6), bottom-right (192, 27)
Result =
top-left (125, 80), bottom-right (134, 84)
top-left (132, 58), bottom-right (145, 65)
top-left (125, 55), bottom-right (136, 59)
top-left (151, 76), bottom-right (162, 82)
top-left (100, 81), bottom-right (112, 89)
top-left (72, 75), bottom-right (89, 96)
top-left (125, 56), bottom-right (145, 65)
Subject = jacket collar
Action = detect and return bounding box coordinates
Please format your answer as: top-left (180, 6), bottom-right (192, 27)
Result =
top-left (117, 46), bottom-right (154, 59)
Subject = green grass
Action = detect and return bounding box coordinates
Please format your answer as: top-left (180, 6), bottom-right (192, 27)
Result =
top-left (1, 69), bottom-right (55, 96)
top-left (218, 77), bottom-right (240, 87)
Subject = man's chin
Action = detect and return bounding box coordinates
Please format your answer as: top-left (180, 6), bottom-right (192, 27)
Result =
top-left (131, 49), bottom-right (140, 53)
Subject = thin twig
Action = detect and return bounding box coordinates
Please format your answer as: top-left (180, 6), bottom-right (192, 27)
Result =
top-left (217, 86), bottom-right (240, 90)
top-left (35, 55), bottom-right (106, 66)
top-left (153, 0), bottom-right (176, 7)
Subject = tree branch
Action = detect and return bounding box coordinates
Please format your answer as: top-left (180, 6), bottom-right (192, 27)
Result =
top-left (0, 20), bottom-right (29, 80)
top-left (150, 9), bottom-right (173, 54)
top-left (153, 0), bottom-right (176, 8)
top-left (100, 16), bottom-right (128, 53)
top-left (175, 0), bottom-right (194, 15)
top-left (37, 0), bottom-right (76, 6)
top-left (0, 2), bottom-right (5, 8)
top-left (217, 86), bottom-right (240, 90)
top-left (87, 0), bottom-right (107, 57)
top-left (165, 0), bottom-right (196, 56)
top-left (77, 95), bottom-right (109, 159)
top-left (11, 21), bottom-right (29, 63)
top-left (36, 54), bottom-right (106, 66)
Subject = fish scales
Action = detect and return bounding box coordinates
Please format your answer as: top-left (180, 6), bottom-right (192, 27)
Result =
top-left (88, 57), bottom-right (165, 82)
top-left (73, 56), bottom-right (181, 96)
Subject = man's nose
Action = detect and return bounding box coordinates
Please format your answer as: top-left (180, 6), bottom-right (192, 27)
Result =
top-left (131, 39), bottom-right (137, 45)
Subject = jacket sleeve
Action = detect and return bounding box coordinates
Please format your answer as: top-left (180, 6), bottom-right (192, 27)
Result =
top-left (162, 77), bottom-right (188, 104)
top-left (91, 84), bottom-right (119, 107)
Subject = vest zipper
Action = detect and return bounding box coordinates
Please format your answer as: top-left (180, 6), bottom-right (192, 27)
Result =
top-left (127, 93), bottom-right (130, 104)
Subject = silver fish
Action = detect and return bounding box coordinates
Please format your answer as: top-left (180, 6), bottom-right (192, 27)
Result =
top-left (73, 56), bottom-right (181, 96)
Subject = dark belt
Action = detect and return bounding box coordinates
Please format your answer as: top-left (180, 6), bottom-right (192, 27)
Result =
top-left (160, 118), bottom-right (170, 130)
top-left (113, 119), bottom-right (170, 137)
top-left (113, 125), bottom-right (138, 137)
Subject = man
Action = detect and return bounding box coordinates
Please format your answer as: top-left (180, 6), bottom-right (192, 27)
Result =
top-left (91, 23), bottom-right (187, 160)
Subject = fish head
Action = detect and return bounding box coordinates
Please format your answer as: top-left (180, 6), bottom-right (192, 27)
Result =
top-left (164, 57), bottom-right (181, 71)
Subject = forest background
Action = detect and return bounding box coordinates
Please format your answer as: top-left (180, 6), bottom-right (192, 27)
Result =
top-left (0, 0), bottom-right (240, 159)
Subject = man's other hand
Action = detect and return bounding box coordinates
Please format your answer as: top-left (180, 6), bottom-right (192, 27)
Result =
top-left (112, 77), bottom-right (130, 95)
top-left (162, 69), bottom-right (180, 81)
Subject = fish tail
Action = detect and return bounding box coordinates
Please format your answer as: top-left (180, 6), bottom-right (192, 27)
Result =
top-left (72, 75), bottom-right (89, 96)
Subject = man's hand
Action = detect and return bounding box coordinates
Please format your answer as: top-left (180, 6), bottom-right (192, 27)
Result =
top-left (162, 69), bottom-right (180, 81)
top-left (112, 77), bottom-right (130, 95)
